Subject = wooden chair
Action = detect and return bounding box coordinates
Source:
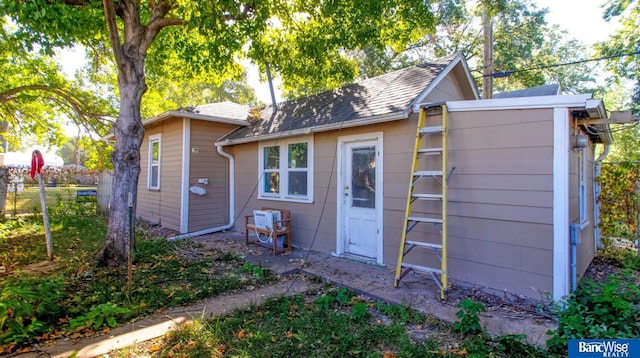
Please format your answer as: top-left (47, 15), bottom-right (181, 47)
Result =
top-left (245, 207), bottom-right (292, 254)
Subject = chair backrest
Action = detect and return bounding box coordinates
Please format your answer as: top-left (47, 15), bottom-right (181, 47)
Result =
top-left (253, 210), bottom-right (274, 230)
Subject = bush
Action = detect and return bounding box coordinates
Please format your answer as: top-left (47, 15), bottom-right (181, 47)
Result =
top-left (598, 163), bottom-right (640, 239)
top-left (452, 298), bottom-right (486, 335)
top-left (69, 303), bottom-right (131, 331)
top-left (547, 270), bottom-right (640, 352)
top-left (0, 277), bottom-right (65, 345)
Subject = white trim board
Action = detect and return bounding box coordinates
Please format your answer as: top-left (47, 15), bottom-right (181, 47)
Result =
top-left (180, 118), bottom-right (191, 234)
top-left (444, 94), bottom-right (594, 112)
top-left (552, 108), bottom-right (570, 301)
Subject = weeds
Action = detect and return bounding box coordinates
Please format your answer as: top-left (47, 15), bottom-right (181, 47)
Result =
top-left (158, 290), bottom-right (553, 358)
top-left (0, 276), bottom-right (65, 345)
top-left (0, 197), bottom-right (277, 352)
top-left (452, 298), bottom-right (486, 335)
top-left (546, 270), bottom-right (640, 352)
top-left (68, 303), bottom-right (131, 331)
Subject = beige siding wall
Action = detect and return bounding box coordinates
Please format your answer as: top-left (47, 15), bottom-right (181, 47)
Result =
top-left (229, 73), bottom-right (574, 298)
top-left (423, 71), bottom-right (467, 103)
top-left (187, 120), bottom-right (236, 232)
top-left (137, 120), bottom-right (184, 231)
top-left (569, 125), bottom-right (596, 280)
top-left (231, 109), bottom-right (558, 298)
top-left (444, 108), bottom-right (555, 296)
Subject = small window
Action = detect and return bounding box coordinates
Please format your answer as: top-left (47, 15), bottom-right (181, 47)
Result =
top-left (259, 137), bottom-right (313, 202)
top-left (579, 149), bottom-right (587, 226)
top-left (148, 134), bottom-right (161, 190)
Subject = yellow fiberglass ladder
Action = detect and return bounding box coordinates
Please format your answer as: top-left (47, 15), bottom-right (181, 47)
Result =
top-left (394, 103), bottom-right (451, 300)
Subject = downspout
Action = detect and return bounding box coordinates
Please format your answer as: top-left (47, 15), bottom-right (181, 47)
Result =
top-left (593, 144), bottom-right (611, 250)
top-left (570, 223), bottom-right (580, 292)
top-left (168, 144), bottom-right (235, 241)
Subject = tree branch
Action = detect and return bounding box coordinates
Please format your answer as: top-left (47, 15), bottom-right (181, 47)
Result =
top-left (142, 1), bottom-right (183, 54)
top-left (0, 84), bottom-right (113, 125)
top-left (102, 0), bottom-right (125, 66)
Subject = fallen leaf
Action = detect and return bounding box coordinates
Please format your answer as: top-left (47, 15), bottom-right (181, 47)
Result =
top-left (149, 345), bottom-right (161, 352)
top-left (383, 352), bottom-right (395, 358)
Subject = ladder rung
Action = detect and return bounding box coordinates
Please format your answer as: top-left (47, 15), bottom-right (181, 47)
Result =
top-left (411, 193), bottom-right (443, 200)
top-left (418, 148), bottom-right (442, 155)
top-left (405, 241), bottom-right (442, 250)
top-left (401, 262), bottom-right (443, 275)
top-left (413, 171), bottom-right (443, 177)
top-left (407, 216), bottom-right (443, 224)
top-left (420, 126), bottom-right (443, 134)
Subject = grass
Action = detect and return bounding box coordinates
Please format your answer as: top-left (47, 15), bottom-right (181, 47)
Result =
top-left (156, 287), bottom-right (552, 358)
top-left (4, 184), bottom-right (95, 216)
top-left (0, 198), bottom-right (277, 354)
top-left (4, 193), bottom-right (638, 356)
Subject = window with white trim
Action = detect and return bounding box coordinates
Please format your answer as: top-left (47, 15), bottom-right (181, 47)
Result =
top-left (579, 149), bottom-right (587, 226)
top-left (148, 134), bottom-right (161, 190)
top-left (259, 137), bottom-right (313, 202)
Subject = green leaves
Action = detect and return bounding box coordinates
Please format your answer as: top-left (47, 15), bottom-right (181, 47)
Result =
top-left (597, 0), bottom-right (640, 108)
top-left (546, 271), bottom-right (640, 352)
top-left (0, 277), bottom-right (65, 345)
top-left (68, 303), bottom-right (131, 331)
top-left (452, 298), bottom-right (486, 335)
top-left (598, 162), bottom-right (639, 239)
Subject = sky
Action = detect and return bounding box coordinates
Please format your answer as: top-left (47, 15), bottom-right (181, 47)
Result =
top-left (247, 0), bottom-right (622, 104)
top-left (533, 0), bottom-right (619, 45)
top-left (58, 1), bottom-right (622, 105)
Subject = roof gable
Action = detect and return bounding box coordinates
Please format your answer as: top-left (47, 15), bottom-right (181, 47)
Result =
top-left (219, 53), bottom-right (475, 145)
top-left (142, 101), bottom-right (250, 128)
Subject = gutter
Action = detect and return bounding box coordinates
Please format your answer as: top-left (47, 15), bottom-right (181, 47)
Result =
top-left (168, 144), bottom-right (236, 241)
top-left (593, 144), bottom-right (611, 250)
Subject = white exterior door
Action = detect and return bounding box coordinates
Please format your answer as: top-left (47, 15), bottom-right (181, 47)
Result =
top-left (337, 133), bottom-right (383, 264)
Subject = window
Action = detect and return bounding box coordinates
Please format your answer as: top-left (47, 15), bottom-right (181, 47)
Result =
top-left (148, 134), bottom-right (161, 190)
top-left (259, 137), bottom-right (313, 202)
top-left (578, 149), bottom-right (587, 226)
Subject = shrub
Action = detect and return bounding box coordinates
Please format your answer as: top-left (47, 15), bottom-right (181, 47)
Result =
top-left (69, 303), bottom-right (132, 331)
top-left (547, 270), bottom-right (640, 352)
top-left (452, 298), bottom-right (486, 335)
top-left (0, 277), bottom-right (65, 345)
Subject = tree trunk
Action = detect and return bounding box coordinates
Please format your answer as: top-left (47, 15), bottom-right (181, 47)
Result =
top-left (95, 57), bottom-right (146, 267)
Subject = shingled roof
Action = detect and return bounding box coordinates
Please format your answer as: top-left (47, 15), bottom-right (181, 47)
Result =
top-left (493, 84), bottom-right (561, 99)
top-left (139, 101), bottom-right (251, 128)
top-left (218, 53), bottom-right (467, 144)
top-left (185, 101), bottom-right (251, 121)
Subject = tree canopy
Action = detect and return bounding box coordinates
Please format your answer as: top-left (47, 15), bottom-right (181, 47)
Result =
top-left (598, 0), bottom-right (640, 110)
top-left (1, 0), bottom-right (442, 266)
top-left (0, 17), bottom-right (113, 151)
top-left (344, 0), bottom-right (600, 96)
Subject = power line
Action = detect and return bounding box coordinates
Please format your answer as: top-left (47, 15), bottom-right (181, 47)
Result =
top-left (475, 50), bottom-right (640, 78)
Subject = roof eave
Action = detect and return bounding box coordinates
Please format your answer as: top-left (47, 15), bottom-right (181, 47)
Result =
top-left (148, 111), bottom-right (248, 126)
top-left (101, 109), bottom-right (249, 143)
top-left (216, 111), bottom-right (408, 146)
top-left (446, 94), bottom-right (614, 145)
top-left (410, 53), bottom-right (480, 112)
top-left (445, 94), bottom-right (594, 112)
